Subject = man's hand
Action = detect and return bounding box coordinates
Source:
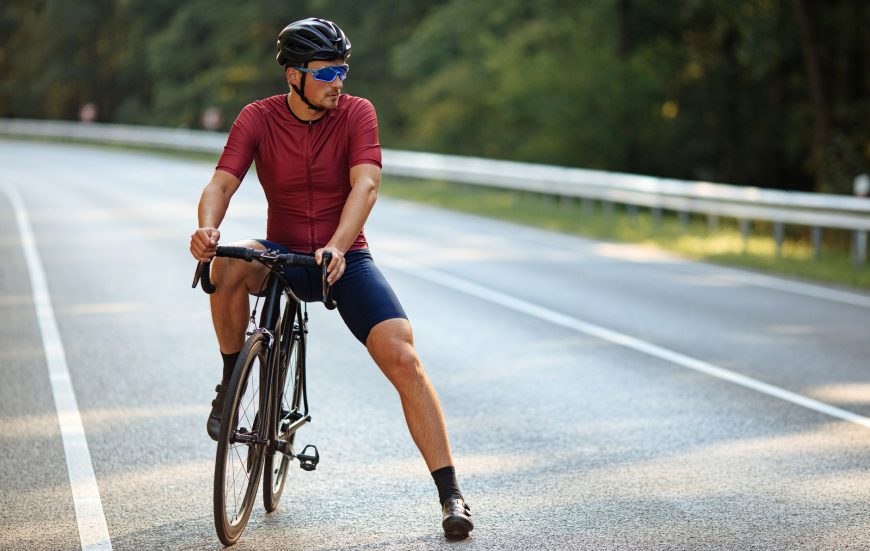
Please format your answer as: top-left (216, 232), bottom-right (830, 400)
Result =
top-left (190, 227), bottom-right (221, 262)
top-left (315, 246), bottom-right (345, 285)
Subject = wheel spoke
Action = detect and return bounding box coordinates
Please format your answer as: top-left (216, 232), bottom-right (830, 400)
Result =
top-left (227, 444), bottom-right (249, 521)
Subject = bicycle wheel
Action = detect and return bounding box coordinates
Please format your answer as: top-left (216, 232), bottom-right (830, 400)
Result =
top-left (213, 333), bottom-right (268, 546)
top-left (263, 304), bottom-right (305, 512)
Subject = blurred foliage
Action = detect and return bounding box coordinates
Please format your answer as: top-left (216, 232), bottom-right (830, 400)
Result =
top-left (0, 0), bottom-right (866, 193)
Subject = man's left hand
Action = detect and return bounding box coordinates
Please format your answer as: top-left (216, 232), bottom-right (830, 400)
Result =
top-left (315, 246), bottom-right (346, 285)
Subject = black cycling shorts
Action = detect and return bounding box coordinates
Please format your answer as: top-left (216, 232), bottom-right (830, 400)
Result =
top-left (254, 240), bottom-right (407, 345)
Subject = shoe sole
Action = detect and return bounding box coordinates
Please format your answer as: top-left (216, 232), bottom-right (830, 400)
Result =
top-left (442, 515), bottom-right (473, 539)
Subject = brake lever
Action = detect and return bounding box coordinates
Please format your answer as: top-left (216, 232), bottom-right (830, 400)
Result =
top-left (192, 262), bottom-right (203, 288)
top-left (321, 252), bottom-right (337, 310)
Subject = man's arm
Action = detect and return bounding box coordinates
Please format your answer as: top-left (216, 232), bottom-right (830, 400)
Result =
top-left (317, 163), bottom-right (381, 283)
top-left (190, 169), bottom-right (242, 262)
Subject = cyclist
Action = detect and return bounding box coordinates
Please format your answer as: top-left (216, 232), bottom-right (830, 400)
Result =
top-left (189, 17), bottom-right (473, 539)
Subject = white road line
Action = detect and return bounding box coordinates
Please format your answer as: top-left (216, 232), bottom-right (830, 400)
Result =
top-left (1, 184), bottom-right (113, 551)
top-left (380, 254), bottom-right (870, 431)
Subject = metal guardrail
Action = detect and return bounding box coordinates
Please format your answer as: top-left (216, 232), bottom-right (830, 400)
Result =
top-left (2, 118), bottom-right (868, 264)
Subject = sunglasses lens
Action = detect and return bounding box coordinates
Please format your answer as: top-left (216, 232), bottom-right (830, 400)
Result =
top-left (313, 65), bottom-right (348, 82)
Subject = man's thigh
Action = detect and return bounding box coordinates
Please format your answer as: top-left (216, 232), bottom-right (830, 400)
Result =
top-left (334, 250), bottom-right (407, 345)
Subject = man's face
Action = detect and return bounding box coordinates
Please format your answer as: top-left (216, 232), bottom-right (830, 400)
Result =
top-left (288, 59), bottom-right (346, 110)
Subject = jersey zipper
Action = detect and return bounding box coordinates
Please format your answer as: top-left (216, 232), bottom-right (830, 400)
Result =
top-left (306, 123), bottom-right (315, 251)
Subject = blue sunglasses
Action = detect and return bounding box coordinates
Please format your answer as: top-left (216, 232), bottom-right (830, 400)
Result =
top-left (292, 64), bottom-right (349, 83)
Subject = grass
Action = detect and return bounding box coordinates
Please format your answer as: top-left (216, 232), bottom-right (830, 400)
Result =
top-left (379, 177), bottom-right (870, 290)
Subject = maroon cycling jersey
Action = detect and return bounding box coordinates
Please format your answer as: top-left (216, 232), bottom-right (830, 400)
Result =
top-left (216, 93), bottom-right (382, 253)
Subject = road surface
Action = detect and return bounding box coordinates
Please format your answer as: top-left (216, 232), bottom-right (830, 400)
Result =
top-left (1, 140), bottom-right (869, 550)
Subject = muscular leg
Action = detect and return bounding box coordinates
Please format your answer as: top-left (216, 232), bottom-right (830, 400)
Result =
top-left (366, 318), bottom-right (454, 471)
top-left (204, 240), bottom-right (272, 441)
top-left (208, 240), bottom-right (270, 353)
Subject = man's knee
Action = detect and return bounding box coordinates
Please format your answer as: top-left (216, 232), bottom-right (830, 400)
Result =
top-left (368, 319), bottom-right (426, 386)
top-left (211, 240), bottom-right (267, 292)
top-left (385, 348), bottom-right (426, 391)
top-left (392, 343), bottom-right (423, 374)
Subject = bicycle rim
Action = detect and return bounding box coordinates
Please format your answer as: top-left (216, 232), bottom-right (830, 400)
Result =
top-left (214, 335), bottom-right (267, 546)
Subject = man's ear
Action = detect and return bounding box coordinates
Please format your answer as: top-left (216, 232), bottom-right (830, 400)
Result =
top-left (285, 67), bottom-right (297, 84)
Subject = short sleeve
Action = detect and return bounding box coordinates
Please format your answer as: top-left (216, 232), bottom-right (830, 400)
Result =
top-left (216, 103), bottom-right (263, 180)
top-left (348, 99), bottom-right (382, 169)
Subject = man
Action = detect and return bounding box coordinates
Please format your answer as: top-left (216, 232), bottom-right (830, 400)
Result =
top-left (188, 17), bottom-right (473, 539)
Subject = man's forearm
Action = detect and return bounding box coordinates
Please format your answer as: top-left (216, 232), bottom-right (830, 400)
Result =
top-left (327, 176), bottom-right (378, 252)
top-left (198, 182), bottom-right (232, 228)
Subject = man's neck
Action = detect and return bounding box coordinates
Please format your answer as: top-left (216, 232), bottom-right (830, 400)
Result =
top-left (287, 92), bottom-right (326, 123)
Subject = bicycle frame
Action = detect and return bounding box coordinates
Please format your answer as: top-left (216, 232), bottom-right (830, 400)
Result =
top-left (251, 271), bottom-right (311, 458)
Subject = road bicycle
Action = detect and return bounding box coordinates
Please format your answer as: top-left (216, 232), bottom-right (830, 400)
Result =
top-left (193, 245), bottom-right (336, 545)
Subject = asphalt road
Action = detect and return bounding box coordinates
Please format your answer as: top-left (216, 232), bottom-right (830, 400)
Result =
top-left (1, 140), bottom-right (869, 550)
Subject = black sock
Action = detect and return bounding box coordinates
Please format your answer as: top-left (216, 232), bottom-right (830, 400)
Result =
top-left (431, 466), bottom-right (462, 505)
top-left (221, 351), bottom-right (240, 382)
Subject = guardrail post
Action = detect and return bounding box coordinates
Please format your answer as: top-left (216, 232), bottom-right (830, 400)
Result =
top-left (628, 204), bottom-right (638, 224)
top-left (652, 207), bottom-right (662, 229)
top-left (539, 192), bottom-right (552, 209)
top-left (603, 201), bottom-right (613, 224)
top-left (774, 222), bottom-right (785, 257)
top-left (854, 230), bottom-right (867, 266)
top-left (739, 219), bottom-right (751, 252)
top-left (581, 198), bottom-right (593, 217)
top-left (708, 214), bottom-right (719, 232)
top-left (678, 211), bottom-right (689, 231)
top-left (811, 227), bottom-right (822, 260)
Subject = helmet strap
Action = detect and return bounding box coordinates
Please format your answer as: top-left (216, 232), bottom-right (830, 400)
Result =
top-left (291, 62), bottom-right (325, 112)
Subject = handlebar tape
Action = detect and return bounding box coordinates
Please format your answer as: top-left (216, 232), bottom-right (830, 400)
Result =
top-left (215, 246), bottom-right (255, 261)
top-left (192, 261), bottom-right (216, 294)
top-left (194, 247), bottom-right (335, 309)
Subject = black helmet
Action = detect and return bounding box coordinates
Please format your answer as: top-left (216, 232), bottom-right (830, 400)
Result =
top-left (276, 17), bottom-right (351, 67)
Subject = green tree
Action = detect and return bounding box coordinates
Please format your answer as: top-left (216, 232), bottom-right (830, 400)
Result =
top-left (391, 0), bottom-right (868, 192)
top-left (0, 0), bottom-right (128, 120)
top-left (1, 0), bottom-right (866, 192)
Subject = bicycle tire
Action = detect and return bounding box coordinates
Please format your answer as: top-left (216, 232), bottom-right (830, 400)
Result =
top-left (263, 303), bottom-right (305, 512)
top-left (213, 333), bottom-right (268, 546)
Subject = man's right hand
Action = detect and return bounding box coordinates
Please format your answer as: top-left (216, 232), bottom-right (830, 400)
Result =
top-left (190, 227), bottom-right (221, 262)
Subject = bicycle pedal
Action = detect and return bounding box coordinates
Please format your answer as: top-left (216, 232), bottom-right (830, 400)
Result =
top-left (297, 444), bottom-right (319, 471)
